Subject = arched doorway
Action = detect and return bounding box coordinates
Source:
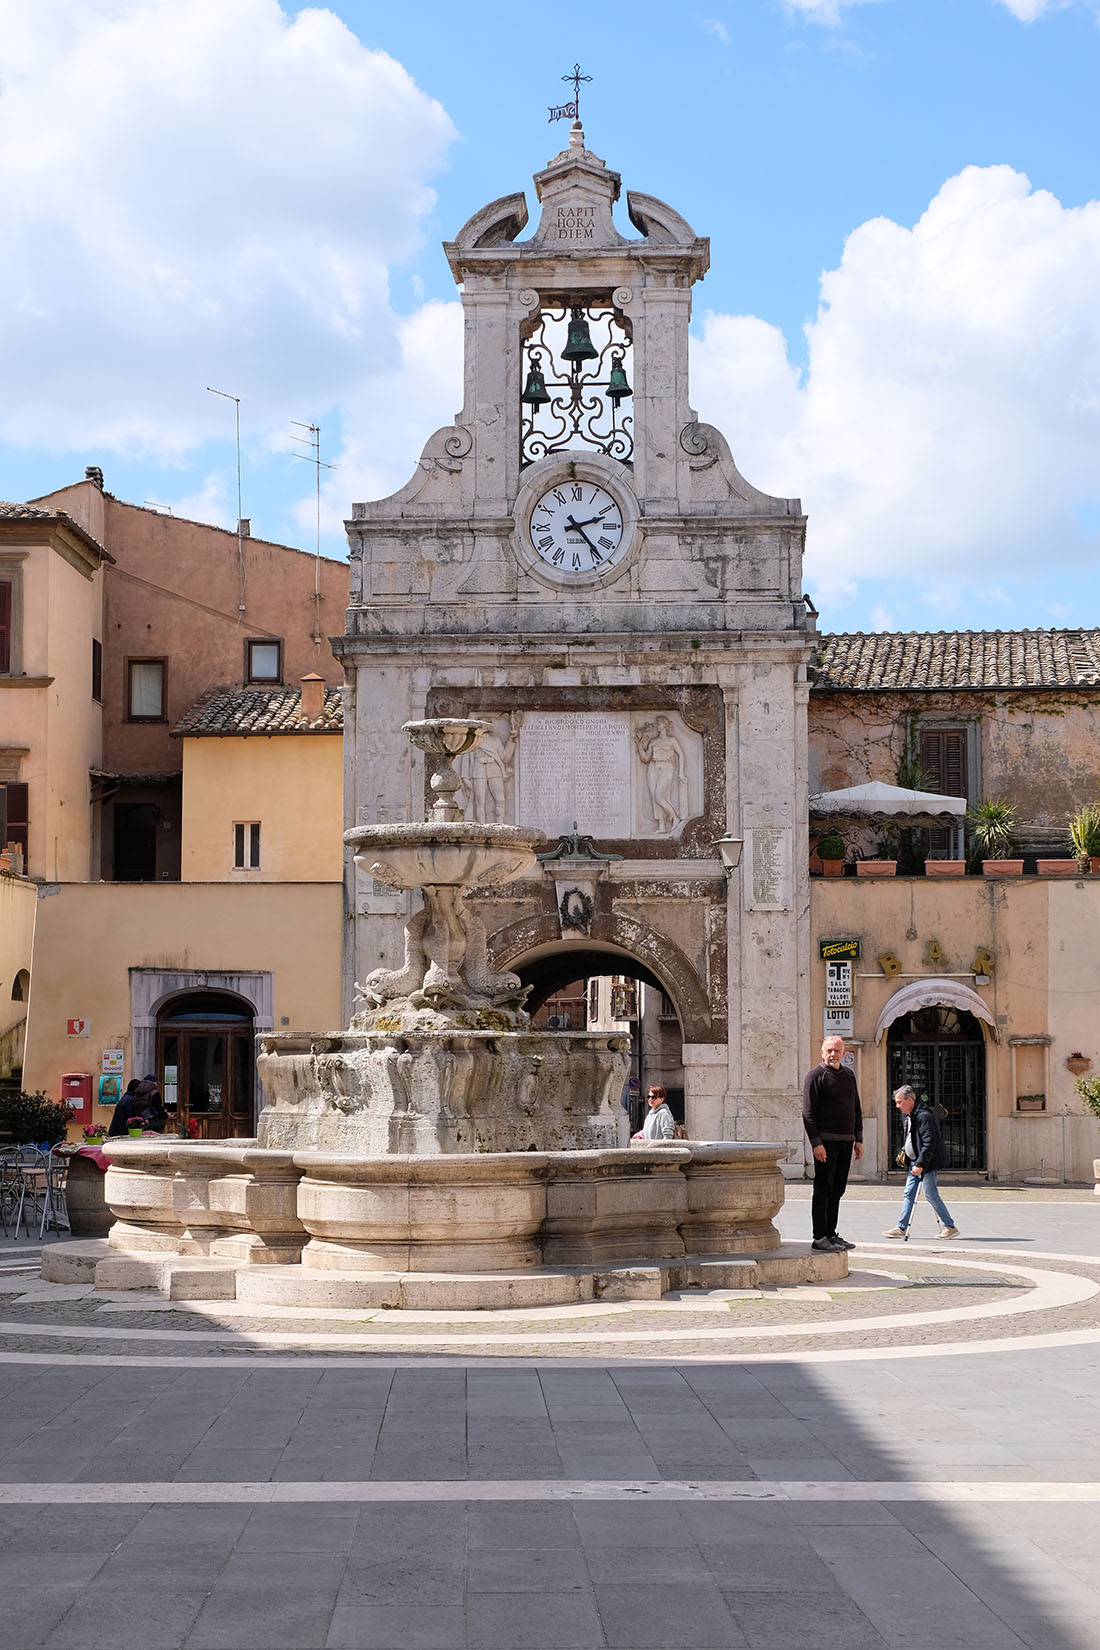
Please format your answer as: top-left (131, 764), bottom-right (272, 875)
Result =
top-left (155, 990), bottom-right (256, 1140)
top-left (887, 1006), bottom-right (987, 1170)
top-left (515, 948), bottom-right (685, 1135)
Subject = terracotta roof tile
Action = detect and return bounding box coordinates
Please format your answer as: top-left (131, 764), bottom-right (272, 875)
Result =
top-left (0, 502), bottom-right (53, 518)
top-left (812, 630), bottom-right (1100, 692)
top-left (172, 686), bottom-right (343, 737)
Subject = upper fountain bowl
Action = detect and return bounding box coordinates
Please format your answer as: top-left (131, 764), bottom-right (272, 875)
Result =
top-left (344, 820), bottom-right (547, 891)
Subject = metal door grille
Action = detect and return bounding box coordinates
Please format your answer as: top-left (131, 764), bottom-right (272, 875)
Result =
top-left (887, 1031), bottom-right (987, 1171)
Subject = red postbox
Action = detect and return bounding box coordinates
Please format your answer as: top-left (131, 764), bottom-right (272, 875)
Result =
top-left (60, 1073), bottom-right (92, 1122)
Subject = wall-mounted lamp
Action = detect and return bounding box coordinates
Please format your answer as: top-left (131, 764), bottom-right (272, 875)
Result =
top-left (713, 836), bottom-right (744, 873)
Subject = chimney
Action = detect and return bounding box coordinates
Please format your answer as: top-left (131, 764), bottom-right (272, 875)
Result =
top-left (85, 465), bottom-right (104, 489)
top-left (299, 673), bottom-right (324, 721)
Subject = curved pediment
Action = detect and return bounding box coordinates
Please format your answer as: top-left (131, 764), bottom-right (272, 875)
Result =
top-left (450, 192), bottom-right (529, 251)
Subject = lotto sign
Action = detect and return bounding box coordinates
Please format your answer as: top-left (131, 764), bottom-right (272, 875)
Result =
top-left (825, 960), bottom-right (852, 1008)
top-left (819, 938), bottom-right (860, 961)
top-left (823, 1006), bottom-right (853, 1038)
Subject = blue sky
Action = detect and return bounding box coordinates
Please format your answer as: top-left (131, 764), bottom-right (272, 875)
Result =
top-left (2, 0), bottom-right (1100, 632)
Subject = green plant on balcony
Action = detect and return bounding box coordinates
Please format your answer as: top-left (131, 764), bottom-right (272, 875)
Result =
top-left (1067, 802), bottom-right (1100, 865)
top-left (966, 798), bottom-right (1018, 862)
top-left (816, 830), bottom-right (847, 862)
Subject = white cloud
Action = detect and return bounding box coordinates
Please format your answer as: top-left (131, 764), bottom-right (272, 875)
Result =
top-left (780, 0), bottom-right (882, 24)
top-left (704, 19), bottom-right (731, 46)
top-left (993, 1), bottom-right (1066, 20)
top-left (0, 0), bottom-right (455, 454)
top-left (691, 166), bottom-right (1100, 607)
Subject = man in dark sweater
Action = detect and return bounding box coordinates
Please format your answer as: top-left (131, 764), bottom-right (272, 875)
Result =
top-left (802, 1035), bottom-right (863, 1253)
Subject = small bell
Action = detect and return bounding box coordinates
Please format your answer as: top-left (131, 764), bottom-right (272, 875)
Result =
top-left (520, 354), bottom-right (551, 407)
top-left (562, 306), bottom-right (598, 362)
top-left (607, 351), bottom-right (632, 405)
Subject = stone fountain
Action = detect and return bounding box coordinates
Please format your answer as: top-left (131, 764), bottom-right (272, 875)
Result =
top-left (255, 718), bottom-right (630, 1155)
top-left (42, 719), bottom-right (845, 1308)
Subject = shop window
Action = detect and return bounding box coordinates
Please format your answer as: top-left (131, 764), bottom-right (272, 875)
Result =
top-left (127, 658), bottom-right (166, 721)
top-left (246, 639), bottom-right (282, 684)
top-left (91, 638), bottom-right (102, 703)
top-left (234, 821), bottom-right (261, 870)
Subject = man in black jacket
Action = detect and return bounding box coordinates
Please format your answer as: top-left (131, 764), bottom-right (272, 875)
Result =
top-left (883, 1086), bottom-right (959, 1239)
top-left (802, 1035), bottom-right (863, 1253)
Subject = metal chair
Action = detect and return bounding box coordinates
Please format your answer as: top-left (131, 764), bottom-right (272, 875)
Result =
top-left (39, 1150), bottom-right (70, 1238)
top-left (10, 1149), bottom-right (49, 1240)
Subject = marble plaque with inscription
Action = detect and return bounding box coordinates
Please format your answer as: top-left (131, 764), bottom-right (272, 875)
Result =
top-left (518, 713), bottom-right (632, 837)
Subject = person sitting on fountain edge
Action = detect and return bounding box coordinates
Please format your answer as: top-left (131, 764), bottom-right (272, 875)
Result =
top-left (802, 1035), bottom-right (862, 1252)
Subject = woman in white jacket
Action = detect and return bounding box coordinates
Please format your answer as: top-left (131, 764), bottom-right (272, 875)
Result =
top-left (635, 1085), bottom-right (676, 1142)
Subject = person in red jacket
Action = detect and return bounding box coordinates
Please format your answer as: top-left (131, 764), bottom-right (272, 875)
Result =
top-left (802, 1035), bottom-right (863, 1253)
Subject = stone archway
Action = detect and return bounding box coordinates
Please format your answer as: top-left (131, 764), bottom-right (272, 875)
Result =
top-left (489, 912), bottom-right (719, 1045)
top-left (489, 914), bottom-right (727, 1138)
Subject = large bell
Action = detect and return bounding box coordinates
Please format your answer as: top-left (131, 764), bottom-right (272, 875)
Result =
top-left (520, 356), bottom-right (551, 407)
top-left (607, 351), bottom-right (632, 405)
top-left (562, 307), bottom-right (598, 362)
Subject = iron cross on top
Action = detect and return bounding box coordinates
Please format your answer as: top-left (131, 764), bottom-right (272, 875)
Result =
top-left (548, 63), bottom-right (592, 124)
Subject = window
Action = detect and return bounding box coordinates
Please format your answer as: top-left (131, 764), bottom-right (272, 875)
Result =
top-left (91, 638), bottom-right (102, 703)
top-left (246, 639), bottom-right (282, 684)
top-left (0, 581), bottom-right (11, 673)
top-left (127, 659), bottom-right (166, 721)
top-left (233, 822), bottom-right (261, 870)
top-left (919, 728), bottom-right (969, 799)
top-left (0, 782), bottom-right (28, 862)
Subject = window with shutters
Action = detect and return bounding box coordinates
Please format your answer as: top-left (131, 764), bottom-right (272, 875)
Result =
top-left (0, 581), bottom-right (11, 673)
top-left (919, 728), bottom-right (968, 800)
top-left (918, 723), bottom-right (975, 857)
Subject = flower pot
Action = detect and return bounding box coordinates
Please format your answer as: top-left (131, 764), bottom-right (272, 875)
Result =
top-left (1037, 859), bottom-right (1079, 876)
top-left (1090, 858), bottom-right (1100, 875)
top-left (1066, 1056), bottom-right (1091, 1077)
top-left (819, 859), bottom-right (845, 878)
top-left (856, 860), bottom-right (897, 878)
top-left (982, 859), bottom-right (1024, 877)
top-left (126, 1128), bottom-right (145, 1138)
top-left (1016, 1096), bottom-right (1045, 1113)
top-left (925, 860), bottom-right (966, 878)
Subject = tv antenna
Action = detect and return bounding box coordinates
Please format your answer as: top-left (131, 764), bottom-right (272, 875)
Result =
top-left (291, 420), bottom-right (338, 647)
top-left (207, 386), bottom-right (247, 614)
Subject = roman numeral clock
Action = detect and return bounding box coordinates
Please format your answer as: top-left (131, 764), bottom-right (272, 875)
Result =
top-left (514, 465), bottom-right (639, 585)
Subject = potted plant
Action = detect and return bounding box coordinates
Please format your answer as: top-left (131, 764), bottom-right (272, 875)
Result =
top-left (126, 1122), bottom-right (146, 1138)
top-left (1073, 1073), bottom-right (1100, 1195)
top-left (82, 1124), bottom-right (106, 1146)
top-left (815, 830), bottom-right (847, 878)
top-left (855, 849), bottom-right (897, 878)
top-left (1068, 802), bottom-right (1100, 874)
top-left (967, 798), bottom-right (1023, 877)
top-left (1066, 1052), bottom-right (1091, 1077)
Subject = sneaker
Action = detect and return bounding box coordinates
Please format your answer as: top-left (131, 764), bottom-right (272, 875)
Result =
top-left (829, 1234), bottom-right (856, 1250)
top-left (940, 1226), bottom-right (960, 1239)
top-left (882, 1226), bottom-right (909, 1240)
top-left (811, 1236), bottom-right (841, 1252)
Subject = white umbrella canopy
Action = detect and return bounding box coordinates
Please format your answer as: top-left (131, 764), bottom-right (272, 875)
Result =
top-left (809, 781), bottom-right (966, 823)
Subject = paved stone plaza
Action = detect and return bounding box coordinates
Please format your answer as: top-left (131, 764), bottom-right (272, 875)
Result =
top-left (0, 1189), bottom-right (1097, 1649)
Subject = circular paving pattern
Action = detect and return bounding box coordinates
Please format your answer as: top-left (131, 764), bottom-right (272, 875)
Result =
top-left (3, 1243), bottom-right (1100, 1364)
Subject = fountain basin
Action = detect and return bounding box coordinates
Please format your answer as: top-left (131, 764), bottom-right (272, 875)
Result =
top-left (255, 1028), bottom-right (630, 1155)
top-left (343, 820), bottom-right (546, 890)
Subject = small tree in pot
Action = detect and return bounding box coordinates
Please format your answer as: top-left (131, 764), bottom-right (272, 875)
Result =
top-left (815, 830), bottom-right (847, 877)
top-left (967, 798), bottom-right (1021, 875)
top-left (1068, 802), bottom-right (1100, 873)
top-left (1073, 1074), bottom-right (1100, 1195)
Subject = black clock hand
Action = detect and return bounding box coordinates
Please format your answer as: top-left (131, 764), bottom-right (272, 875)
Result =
top-left (564, 515), bottom-right (600, 552)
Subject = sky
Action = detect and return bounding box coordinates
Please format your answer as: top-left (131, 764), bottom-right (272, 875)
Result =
top-left (2, 0), bottom-right (1100, 634)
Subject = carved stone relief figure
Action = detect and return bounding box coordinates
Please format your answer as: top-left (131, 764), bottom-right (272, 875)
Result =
top-left (459, 712), bottom-right (522, 823)
top-left (635, 714), bottom-right (687, 835)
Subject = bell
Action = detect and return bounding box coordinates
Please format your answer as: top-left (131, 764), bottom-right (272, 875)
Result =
top-left (562, 307), bottom-right (598, 362)
top-left (520, 358), bottom-right (551, 407)
top-left (607, 352), bottom-right (632, 405)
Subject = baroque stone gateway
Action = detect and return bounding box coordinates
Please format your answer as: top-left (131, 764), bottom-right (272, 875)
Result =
top-left (340, 118), bottom-right (815, 1161)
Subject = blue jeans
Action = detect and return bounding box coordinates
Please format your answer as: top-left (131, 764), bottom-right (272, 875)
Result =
top-left (899, 1167), bottom-right (954, 1231)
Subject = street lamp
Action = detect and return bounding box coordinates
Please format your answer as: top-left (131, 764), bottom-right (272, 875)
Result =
top-left (713, 836), bottom-right (744, 873)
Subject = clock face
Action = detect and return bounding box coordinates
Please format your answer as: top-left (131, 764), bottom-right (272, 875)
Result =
top-left (528, 480), bottom-right (626, 577)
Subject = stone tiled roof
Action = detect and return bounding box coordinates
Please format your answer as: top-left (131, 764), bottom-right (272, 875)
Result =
top-left (812, 630), bottom-right (1100, 692)
top-left (0, 502), bottom-right (53, 518)
top-left (172, 686), bottom-right (343, 737)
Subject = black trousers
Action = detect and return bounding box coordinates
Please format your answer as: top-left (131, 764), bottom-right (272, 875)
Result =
top-left (811, 1139), bottom-right (854, 1239)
